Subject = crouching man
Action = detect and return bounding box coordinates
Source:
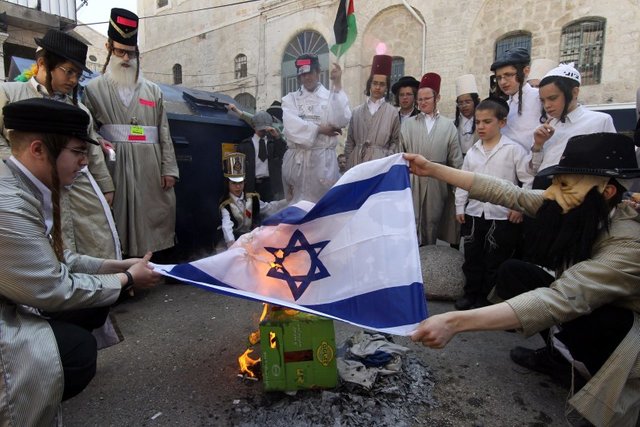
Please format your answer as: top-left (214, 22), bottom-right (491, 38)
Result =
top-left (405, 133), bottom-right (640, 426)
top-left (0, 98), bottom-right (160, 424)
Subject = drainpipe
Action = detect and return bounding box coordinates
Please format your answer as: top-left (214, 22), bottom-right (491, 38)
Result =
top-left (400, 0), bottom-right (426, 74)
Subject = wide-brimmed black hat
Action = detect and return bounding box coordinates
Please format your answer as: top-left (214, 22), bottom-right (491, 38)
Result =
top-left (109, 8), bottom-right (139, 46)
top-left (34, 29), bottom-right (90, 72)
top-left (490, 47), bottom-right (530, 71)
top-left (3, 98), bottom-right (98, 145)
top-left (391, 76), bottom-right (420, 95)
top-left (537, 133), bottom-right (640, 179)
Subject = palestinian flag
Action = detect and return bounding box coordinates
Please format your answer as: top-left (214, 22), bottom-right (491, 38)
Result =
top-left (330, 0), bottom-right (357, 58)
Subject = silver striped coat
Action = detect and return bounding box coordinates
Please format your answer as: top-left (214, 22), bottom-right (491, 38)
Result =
top-left (0, 159), bottom-right (121, 426)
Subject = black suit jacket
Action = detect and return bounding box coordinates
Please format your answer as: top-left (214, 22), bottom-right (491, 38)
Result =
top-left (235, 135), bottom-right (287, 199)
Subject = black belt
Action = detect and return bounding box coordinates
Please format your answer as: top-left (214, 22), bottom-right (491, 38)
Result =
top-left (255, 176), bottom-right (270, 184)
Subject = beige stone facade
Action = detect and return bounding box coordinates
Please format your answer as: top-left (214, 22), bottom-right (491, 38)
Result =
top-left (137, 0), bottom-right (640, 117)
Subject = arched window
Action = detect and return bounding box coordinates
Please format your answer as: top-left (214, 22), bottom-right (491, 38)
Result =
top-left (495, 32), bottom-right (531, 61)
top-left (281, 30), bottom-right (329, 97)
top-left (560, 18), bottom-right (605, 85)
top-left (235, 54), bottom-right (247, 79)
top-left (390, 56), bottom-right (405, 90)
top-left (172, 63), bottom-right (182, 85)
top-left (234, 92), bottom-right (256, 113)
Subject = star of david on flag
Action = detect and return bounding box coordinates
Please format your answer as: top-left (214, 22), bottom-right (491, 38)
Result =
top-left (154, 153), bottom-right (428, 335)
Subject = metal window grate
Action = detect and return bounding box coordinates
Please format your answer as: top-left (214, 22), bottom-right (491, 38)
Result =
top-left (235, 54), bottom-right (248, 79)
top-left (235, 92), bottom-right (256, 113)
top-left (559, 19), bottom-right (605, 85)
top-left (495, 33), bottom-right (531, 61)
top-left (390, 57), bottom-right (405, 90)
top-left (172, 63), bottom-right (182, 85)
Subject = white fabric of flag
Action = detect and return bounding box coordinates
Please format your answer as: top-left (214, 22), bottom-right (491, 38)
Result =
top-left (154, 153), bottom-right (428, 335)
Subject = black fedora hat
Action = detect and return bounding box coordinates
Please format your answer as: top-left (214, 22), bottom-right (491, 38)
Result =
top-left (490, 47), bottom-right (530, 71)
top-left (391, 76), bottom-right (420, 95)
top-left (537, 133), bottom-right (640, 179)
top-left (3, 98), bottom-right (98, 145)
top-left (34, 29), bottom-right (90, 72)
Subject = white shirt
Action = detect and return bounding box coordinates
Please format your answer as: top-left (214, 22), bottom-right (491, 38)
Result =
top-left (252, 134), bottom-right (269, 179)
top-left (10, 156), bottom-right (53, 235)
top-left (422, 111), bottom-right (438, 134)
top-left (29, 77), bottom-right (67, 101)
top-left (529, 105), bottom-right (616, 174)
top-left (502, 83), bottom-right (542, 152)
top-left (367, 97), bottom-right (385, 115)
top-left (457, 114), bottom-right (475, 154)
top-left (220, 192), bottom-right (287, 244)
top-left (399, 110), bottom-right (413, 123)
top-left (455, 135), bottom-right (533, 220)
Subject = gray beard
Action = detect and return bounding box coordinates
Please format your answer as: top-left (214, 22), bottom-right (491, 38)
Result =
top-left (105, 57), bottom-right (138, 88)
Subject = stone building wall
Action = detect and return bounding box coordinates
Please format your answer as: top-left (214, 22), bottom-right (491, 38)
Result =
top-left (137, 0), bottom-right (640, 117)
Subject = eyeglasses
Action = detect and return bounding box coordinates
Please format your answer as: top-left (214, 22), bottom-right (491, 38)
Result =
top-left (417, 96), bottom-right (435, 103)
top-left (111, 47), bottom-right (138, 58)
top-left (63, 146), bottom-right (89, 158)
top-left (495, 72), bottom-right (517, 82)
top-left (57, 65), bottom-right (83, 80)
top-left (457, 99), bottom-right (474, 107)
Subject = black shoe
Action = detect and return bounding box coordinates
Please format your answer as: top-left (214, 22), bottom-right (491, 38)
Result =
top-left (510, 346), bottom-right (583, 389)
top-left (454, 295), bottom-right (476, 310)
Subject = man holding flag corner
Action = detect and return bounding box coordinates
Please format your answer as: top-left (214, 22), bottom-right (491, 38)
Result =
top-left (404, 133), bottom-right (640, 427)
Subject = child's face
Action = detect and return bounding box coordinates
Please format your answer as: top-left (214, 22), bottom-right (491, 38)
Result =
top-left (397, 86), bottom-right (415, 110)
top-left (539, 82), bottom-right (567, 119)
top-left (50, 60), bottom-right (82, 95)
top-left (494, 65), bottom-right (521, 96)
top-left (229, 180), bottom-right (245, 197)
top-left (456, 94), bottom-right (475, 118)
top-left (417, 87), bottom-right (438, 115)
top-left (369, 74), bottom-right (387, 101)
top-left (475, 109), bottom-right (505, 141)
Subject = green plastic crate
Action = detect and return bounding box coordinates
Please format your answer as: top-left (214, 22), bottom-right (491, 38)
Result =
top-left (260, 310), bottom-right (337, 391)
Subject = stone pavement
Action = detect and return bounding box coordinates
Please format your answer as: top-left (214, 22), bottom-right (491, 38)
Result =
top-left (62, 282), bottom-right (569, 426)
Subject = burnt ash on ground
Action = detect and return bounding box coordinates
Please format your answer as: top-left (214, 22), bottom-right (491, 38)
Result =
top-left (230, 352), bottom-right (435, 427)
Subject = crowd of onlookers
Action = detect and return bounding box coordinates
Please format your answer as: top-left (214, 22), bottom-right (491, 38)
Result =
top-left (1, 6), bottom-right (640, 424)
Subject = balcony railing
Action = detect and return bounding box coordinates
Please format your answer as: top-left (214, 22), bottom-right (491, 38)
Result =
top-left (4, 0), bottom-right (77, 21)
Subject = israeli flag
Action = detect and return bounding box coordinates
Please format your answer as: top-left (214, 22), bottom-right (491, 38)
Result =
top-left (154, 153), bottom-right (428, 335)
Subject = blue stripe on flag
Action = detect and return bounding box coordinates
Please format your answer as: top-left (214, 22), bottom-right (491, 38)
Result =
top-left (262, 163), bottom-right (409, 226)
top-left (305, 282), bottom-right (428, 328)
top-left (165, 263), bottom-right (427, 330)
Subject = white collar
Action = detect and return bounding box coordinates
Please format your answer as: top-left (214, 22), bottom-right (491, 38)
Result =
top-left (29, 77), bottom-right (67, 101)
top-left (10, 155), bottom-right (53, 234)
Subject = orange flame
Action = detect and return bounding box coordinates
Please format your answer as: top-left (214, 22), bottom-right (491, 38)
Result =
top-left (238, 304), bottom-right (271, 377)
top-left (238, 348), bottom-right (260, 377)
top-left (269, 331), bottom-right (277, 349)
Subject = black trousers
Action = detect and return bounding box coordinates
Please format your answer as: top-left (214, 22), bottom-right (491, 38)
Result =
top-left (48, 319), bottom-right (98, 401)
top-left (46, 306), bottom-right (109, 400)
top-left (255, 177), bottom-right (273, 202)
top-left (495, 259), bottom-right (633, 375)
top-left (461, 215), bottom-right (520, 299)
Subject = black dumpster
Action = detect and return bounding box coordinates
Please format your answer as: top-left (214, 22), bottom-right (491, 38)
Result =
top-left (159, 84), bottom-right (254, 261)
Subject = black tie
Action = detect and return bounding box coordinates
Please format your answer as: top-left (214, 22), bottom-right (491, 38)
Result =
top-left (258, 137), bottom-right (267, 162)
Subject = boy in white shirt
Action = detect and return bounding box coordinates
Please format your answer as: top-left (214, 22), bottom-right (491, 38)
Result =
top-left (454, 98), bottom-right (533, 310)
